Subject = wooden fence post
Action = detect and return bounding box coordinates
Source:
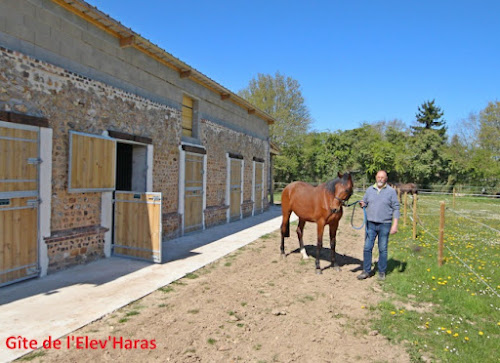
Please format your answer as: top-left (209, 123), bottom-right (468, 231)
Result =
top-left (412, 195), bottom-right (417, 240)
top-left (403, 192), bottom-right (408, 226)
top-left (438, 201), bottom-right (445, 266)
top-left (452, 187), bottom-right (456, 208)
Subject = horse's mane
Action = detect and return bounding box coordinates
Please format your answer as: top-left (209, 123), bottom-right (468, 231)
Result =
top-left (325, 173), bottom-right (351, 194)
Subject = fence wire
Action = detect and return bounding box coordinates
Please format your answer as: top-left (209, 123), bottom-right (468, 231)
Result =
top-left (407, 197), bottom-right (500, 299)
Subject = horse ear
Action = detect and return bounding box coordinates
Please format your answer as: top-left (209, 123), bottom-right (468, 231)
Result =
top-left (337, 172), bottom-right (343, 178)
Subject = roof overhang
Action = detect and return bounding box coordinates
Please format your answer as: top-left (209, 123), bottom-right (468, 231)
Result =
top-left (50, 0), bottom-right (275, 126)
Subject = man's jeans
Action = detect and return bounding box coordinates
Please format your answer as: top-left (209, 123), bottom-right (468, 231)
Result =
top-left (363, 221), bottom-right (392, 274)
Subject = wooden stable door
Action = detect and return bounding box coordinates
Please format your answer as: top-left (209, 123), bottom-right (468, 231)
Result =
top-left (113, 192), bottom-right (162, 263)
top-left (254, 162), bottom-right (264, 214)
top-left (0, 124), bottom-right (39, 287)
top-left (184, 153), bottom-right (204, 233)
top-left (229, 159), bottom-right (242, 221)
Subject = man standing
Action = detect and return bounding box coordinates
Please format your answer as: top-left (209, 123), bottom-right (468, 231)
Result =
top-left (357, 170), bottom-right (400, 281)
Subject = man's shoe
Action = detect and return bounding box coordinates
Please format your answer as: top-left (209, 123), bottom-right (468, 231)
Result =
top-left (378, 272), bottom-right (386, 281)
top-left (357, 271), bottom-right (370, 280)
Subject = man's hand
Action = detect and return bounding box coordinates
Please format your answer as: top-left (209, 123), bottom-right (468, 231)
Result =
top-left (359, 201), bottom-right (366, 208)
top-left (390, 219), bottom-right (399, 234)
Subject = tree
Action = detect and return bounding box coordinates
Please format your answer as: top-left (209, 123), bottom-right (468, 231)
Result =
top-left (478, 101), bottom-right (500, 155)
top-left (476, 101), bottom-right (500, 188)
top-left (238, 72), bottom-right (311, 147)
top-left (411, 99), bottom-right (447, 139)
top-left (239, 72), bottom-right (312, 183)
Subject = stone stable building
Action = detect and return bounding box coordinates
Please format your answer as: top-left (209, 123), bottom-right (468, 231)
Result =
top-left (0, 0), bottom-right (275, 287)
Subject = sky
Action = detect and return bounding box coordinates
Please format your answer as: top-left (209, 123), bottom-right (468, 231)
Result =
top-left (84, 0), bottom-right (500, 135)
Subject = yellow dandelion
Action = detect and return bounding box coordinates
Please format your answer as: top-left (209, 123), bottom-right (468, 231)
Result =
top-left (479, 331), bottom-right (484, 336)
top-left (441, 327), bottom-right (446, 331)
top-left (432, 276), bottom-right (436, 280)
top-left (471, 293), bottom-right (476, 296)
top-left (426, 268), bottom-right (431, 272)
top-left (453, 333), bottom-right (459, 337)
top-left (447, 330), bottom-right (452, 334)
top-left (361, 305), bottom-right (366, 309)
top-left (464, 337), bottom-right (469, 341)
top-left (391, 311), bottom-right (396, 315)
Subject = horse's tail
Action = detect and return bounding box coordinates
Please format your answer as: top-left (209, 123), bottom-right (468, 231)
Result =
top-left (283, 218), bottom-right (290, 237)
top-left (281, 186), bottom-right (291, 237)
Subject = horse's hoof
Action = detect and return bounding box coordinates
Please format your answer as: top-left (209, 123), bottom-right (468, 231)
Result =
top-left (316, 269), bottom-right (322, 275)
top-left (280, 253), bottom-right (286, 259)
top-left (334, 266), bottom-right (341, 272)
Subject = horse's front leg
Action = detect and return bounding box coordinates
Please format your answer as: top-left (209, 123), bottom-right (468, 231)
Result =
top-left (316, 221), bottom-right (325, 274)
top-left (329, 220), bottom-right (340, 272)
top-left (297, 219), bottom-right (308, 259)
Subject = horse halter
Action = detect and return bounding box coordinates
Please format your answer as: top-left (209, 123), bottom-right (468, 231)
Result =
top-left (330, 195), bottom-right (351, 214)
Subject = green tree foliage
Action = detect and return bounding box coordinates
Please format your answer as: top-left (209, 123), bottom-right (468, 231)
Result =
top-left (240, 71), bottom-right (496, 191)
top-left (239, 72), bottom-right (312, 183)
top-left (238, 72), bottom-right (311, 147)
top-left (411, 99), bottom-right (447, 139)
top-left (478, 101), bottom-right (500, 155)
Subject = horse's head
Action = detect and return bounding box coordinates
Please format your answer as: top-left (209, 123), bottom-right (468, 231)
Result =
top-left (328, 172), bottom-right (354, 213)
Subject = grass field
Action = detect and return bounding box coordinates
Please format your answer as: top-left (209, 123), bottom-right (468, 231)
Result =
top-left (371, 193), bottom-right (500, 362)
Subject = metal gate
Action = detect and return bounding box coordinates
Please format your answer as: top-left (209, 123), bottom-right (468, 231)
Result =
top-left (184, 152), bottom-right (204, 233)
top-left (229, 158), bottom-right (242, 221)
top-left (113, 192), bottom-right (162, 263)
top-left (0, 123), bottom-right (39, 287)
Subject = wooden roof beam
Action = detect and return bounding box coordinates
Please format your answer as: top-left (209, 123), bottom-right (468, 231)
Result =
top-left (248, 108), bottom-right (255, 115)
top-left (180, 69), bottom-right (192, 78)
top-left (119, 35), bottom-right (136, 48)
top-left (221, 93), bottom-right (230, 100)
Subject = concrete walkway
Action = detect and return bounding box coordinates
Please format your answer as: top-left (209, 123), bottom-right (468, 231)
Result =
top-left (0, 206), bottom-right (294, 362)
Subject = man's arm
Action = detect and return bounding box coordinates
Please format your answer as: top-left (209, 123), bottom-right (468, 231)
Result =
top-left (390, 189), bottom-right (400, 234)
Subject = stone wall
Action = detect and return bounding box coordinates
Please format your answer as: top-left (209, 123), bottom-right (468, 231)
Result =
top-left (0, 46), bottom-right (181, 267)
top-left (44, 225), bottom-right (107, 272)
top-left (202, 119), bottom-right (269, 225)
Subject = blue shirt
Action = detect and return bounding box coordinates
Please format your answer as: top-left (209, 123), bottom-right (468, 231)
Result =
top-left (362, 184), bottom-right (400, 223)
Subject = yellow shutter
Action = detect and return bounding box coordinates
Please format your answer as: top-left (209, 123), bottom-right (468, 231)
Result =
top-left (69, 132), bottom-right (116, 192)
top-left (182, 95), bottom-right (193, 137)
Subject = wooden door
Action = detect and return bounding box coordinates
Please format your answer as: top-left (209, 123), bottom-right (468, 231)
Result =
top-left (113, 192), bottom-right (162, 263)
top-left (254, 162), bottom-right (264, 214)
top-left (229, 159), bottom-right (242, 221)
top-left (184, 153), bottom-right (204, 233)
top-left (0, 124), bottom-right (39, 286)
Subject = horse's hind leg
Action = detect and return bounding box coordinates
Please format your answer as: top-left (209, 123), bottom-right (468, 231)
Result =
top-left (280, 211), bottom-right (291, 258)
top-left (297, 219), bottom-right (308, 259)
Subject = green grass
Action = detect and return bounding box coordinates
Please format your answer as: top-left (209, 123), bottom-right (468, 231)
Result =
top-left (125, 310), bottom-right (140, 317)
top-left (158, 286), bottom-right (174, 293)
top-left (18, 351), bottom-right (46, 361)
top-left (185, 273), bottom-right (199, 279)
top-left (372, 194), bottom-right (500, 362)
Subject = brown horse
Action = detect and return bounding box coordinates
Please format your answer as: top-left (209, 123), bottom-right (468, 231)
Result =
top-left (391, 182), bottom-right (418, 202)
top-left (280, 172), bottom-right (353, 274)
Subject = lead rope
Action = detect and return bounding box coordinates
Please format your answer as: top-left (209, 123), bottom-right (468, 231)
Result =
top-left (345, 200), bottom-right (366, 230)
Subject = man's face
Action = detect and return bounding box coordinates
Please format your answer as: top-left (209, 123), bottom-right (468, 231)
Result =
top-left (376, 172), bottom-right (387, 188)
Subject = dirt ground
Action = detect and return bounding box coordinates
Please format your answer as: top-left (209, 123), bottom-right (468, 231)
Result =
top-left (28, 213), bottom-right (410, 363)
